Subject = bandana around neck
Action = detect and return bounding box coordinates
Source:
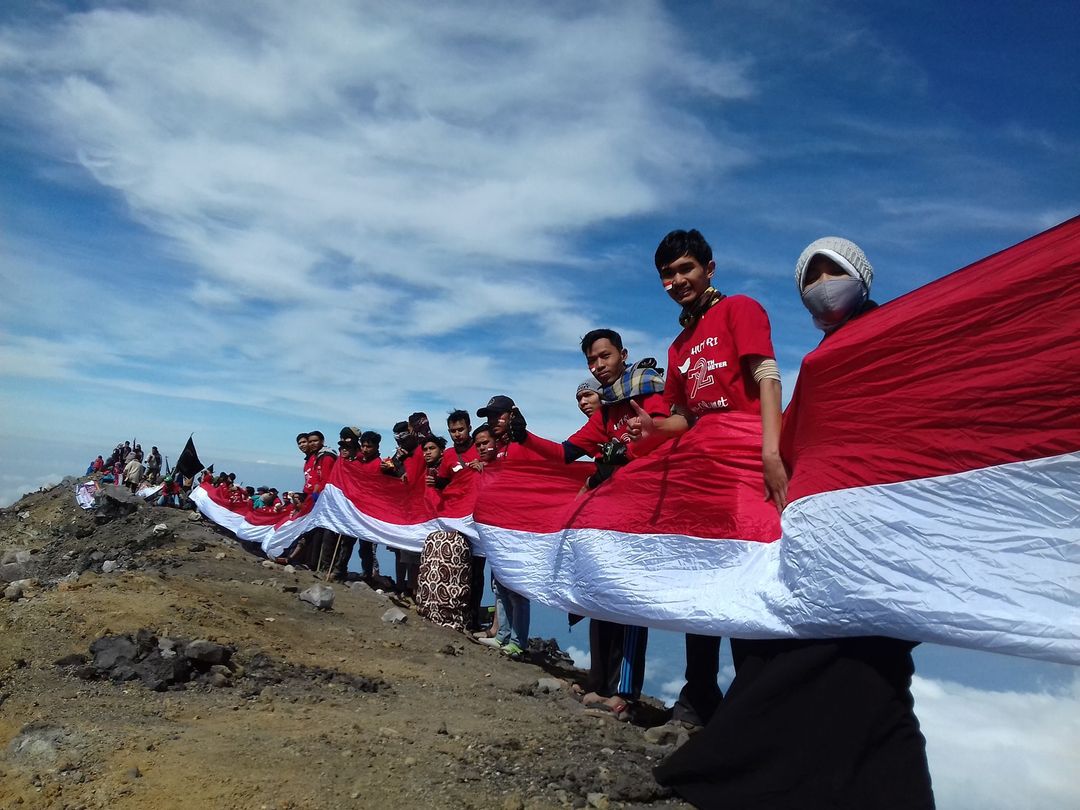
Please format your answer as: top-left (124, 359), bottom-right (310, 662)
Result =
top-left (679, 286), bottom-right (725, 328)
top-left (602, 358), bottom-right (665, 404)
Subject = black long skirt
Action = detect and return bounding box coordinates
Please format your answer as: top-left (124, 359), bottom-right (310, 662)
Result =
top-left (655, 636), bottom-right (935, 810)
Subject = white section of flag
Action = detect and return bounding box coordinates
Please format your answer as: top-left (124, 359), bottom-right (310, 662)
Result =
top-left (473, 451), bottom-right (1080, 664)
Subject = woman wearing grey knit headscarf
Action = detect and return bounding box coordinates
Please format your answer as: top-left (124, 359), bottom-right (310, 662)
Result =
top-left (656, 238), bottom-right (935, 810)
top-left (794, 236), bottom-right (875, 333)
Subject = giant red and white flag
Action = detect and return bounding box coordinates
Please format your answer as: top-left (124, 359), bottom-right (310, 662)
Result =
top-left (191, 447), bottom-right (461, 558)
top-left (191, 482), bottom-right (315, 552)
top-left (471, 217), bottom-right (1080, 664)
top-left (190, 218), bottom-right (1078, 663)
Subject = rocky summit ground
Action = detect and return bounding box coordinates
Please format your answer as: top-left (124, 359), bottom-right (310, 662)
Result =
top-left (0, 482), bottom-right (689, 810)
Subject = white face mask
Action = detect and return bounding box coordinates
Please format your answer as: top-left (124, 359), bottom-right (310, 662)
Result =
top-left (801, 276), bottom-right (867, 333)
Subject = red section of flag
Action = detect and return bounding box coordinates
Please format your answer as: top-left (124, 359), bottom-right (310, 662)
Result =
top-left (327, 451), bottom-right (434, 525)
top-left (435, 464), bottom-right (480, 519)
top-left (198, 483), bottom-right (308, 527)
top-left (783, 216), bottom-right (1080, 503)
top-left (566, 412), bottom-right (781, 542)
top-left (472, 458), bottom-right (595, 534)
top-left (472, 414), bottom-right (781, 543)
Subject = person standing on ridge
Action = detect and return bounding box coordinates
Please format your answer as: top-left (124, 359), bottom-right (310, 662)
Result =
top-left (628, 228), bottom-right (787, 733)
top-left (654, 236), bottom-right (934, 808)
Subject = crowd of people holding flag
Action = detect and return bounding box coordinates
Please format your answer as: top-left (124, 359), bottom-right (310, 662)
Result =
top-left (106, 220), bottom-right (1080, 808)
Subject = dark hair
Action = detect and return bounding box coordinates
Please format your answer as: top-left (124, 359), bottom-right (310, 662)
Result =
top-left (472, 425), bottom-right (493, 441)
top-left (580, 328), bottom-right (623, 355)
top-left (360, 431), bottom-right (382, 446)
top-left (245, 486), bottom-right (255, 496)
top-left (307, 430), bottom-right (325, 442)
top-left (408, 412), bottom-right (431, 436)
top-left (295, 433), bottom-right (307, 443)
top-left (654, 229), bottom-right (713, 270)
top-left (446, 409), bottom-right (471, 427)
top-left (423, 435), bottom-right (447, 450)
top-left (392, 421), bottom-right (409, 434)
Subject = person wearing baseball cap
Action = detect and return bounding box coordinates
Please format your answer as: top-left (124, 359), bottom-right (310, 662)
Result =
top-left (476, 395), bottom-right (516, 419)
top-left (474, 393), bottom-right (532, 660)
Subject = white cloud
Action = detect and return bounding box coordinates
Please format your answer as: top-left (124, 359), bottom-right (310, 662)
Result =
top-left (565, 645), bottom-right (590, 670)
top-left (0, 0), bottom-right (754, 443)
top-left (914, 675), bottom-right (1080, 810)
top-left (0, 472), bottom-right (66, 509)
top-left (656, 677), bottom-right (684, 707)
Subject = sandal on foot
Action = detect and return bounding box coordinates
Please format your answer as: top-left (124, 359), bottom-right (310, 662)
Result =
top-left (584, 698), bottom-right (632, 721)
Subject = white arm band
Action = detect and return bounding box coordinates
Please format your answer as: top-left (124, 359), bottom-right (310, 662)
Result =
top-left (752, 358), bottom-right (781, 383)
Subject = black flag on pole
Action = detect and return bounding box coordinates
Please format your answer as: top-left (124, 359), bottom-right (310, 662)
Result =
top-left (173, 436), bottom-right (205, 480)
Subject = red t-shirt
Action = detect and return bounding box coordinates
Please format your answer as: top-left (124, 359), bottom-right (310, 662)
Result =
top-left (303, 451), bottom-right (337, 494)
top-left (567, 393), bottom-right (668, 457)
top-left (437, 444), bottom-right (480, 479)
top-left (352, 456), bottom-right (384, 474)
top-left (496, 434), bottom-right (549, 463)
top-left (665, 295), bottom-right (775, 418)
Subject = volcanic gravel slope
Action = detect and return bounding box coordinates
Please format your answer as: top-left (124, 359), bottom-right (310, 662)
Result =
top-left (0, 483), bottom-right (687, 810)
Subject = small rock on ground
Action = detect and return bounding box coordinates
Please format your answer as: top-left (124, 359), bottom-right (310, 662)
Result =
top-left (535, 677), bottom-right (565, 694)
top-left (299, 584), bottom-right (334, 610)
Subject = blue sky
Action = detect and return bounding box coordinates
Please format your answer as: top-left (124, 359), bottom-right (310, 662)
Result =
top-left (1, 2), bottom-right (1078, 806)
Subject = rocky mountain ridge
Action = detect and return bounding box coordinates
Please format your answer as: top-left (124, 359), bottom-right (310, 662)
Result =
top-left (0, 481), bottom-right (686, 809)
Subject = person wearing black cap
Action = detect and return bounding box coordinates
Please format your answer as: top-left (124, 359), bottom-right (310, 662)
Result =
top-left (474, 395), bottom-right (533, 660)
top-left (381, 420), bottom-right (422, 597)
top-left (338, 426), bottom-right (361, 461)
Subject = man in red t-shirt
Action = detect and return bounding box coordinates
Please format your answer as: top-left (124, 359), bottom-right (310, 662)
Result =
top-left (434, 410), bottom-right (480, 485)
top-left (525, 329), bottom-right (664, 717)
top-left (303, 431), bottom-right (337, 498)
top-left (346, 431), bottom-right (383, 580)
top-left (433, 409), bottom-right (486, 630)
top-left (630, 228), bottom-right (788, 732)
top-left (288, 431), bottom-right (339, 569)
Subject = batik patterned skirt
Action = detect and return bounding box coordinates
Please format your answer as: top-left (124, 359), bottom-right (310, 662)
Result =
top-left (416, 530), bottom-right (472, 632)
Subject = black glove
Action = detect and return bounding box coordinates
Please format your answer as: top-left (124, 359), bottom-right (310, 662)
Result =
top-left (508, 407), bottom-right (528, 443)
top-left (586, 440), bottom-right (629, 490)
top-left (598, 439), bottom-right (628, 467)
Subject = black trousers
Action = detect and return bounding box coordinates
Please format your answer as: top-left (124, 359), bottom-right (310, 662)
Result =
top-left (330, 535), bottom-right (355, 579)
top-left (586, 619), bottom-right (648, 700)
top-left (656, 637), bottom-right (935, 810)
top-left (393, 548), bottom-right (420, 595)
top-left (357, 540), bottom-right (376, 579)
top-left (672, 633), bottom-right (723, 726)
